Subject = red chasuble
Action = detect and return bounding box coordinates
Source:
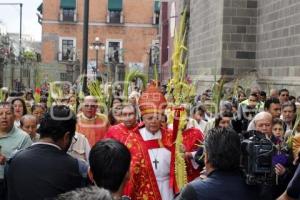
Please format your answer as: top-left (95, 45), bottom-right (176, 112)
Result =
top-left (105, 123), bottom-right (139, 144)
top-left (106, 123), bottom-right (174, 200)
top-left (76, 113), bottom-right (109, 147)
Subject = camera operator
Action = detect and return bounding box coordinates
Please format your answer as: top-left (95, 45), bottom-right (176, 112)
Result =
top-left (248, 112), bottom-right (297, 200)
top-left (175, 128), bottom-right (259, 200)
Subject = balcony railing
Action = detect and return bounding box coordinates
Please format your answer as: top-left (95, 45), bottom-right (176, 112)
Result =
top-left (57, 51), bottom-right (76, 62)
top-left (106, 11), bottom-right (124, 24)
top-left (59, 9), bottom-right (78, 23)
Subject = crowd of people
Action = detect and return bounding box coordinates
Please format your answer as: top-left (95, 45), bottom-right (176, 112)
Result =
top-left (0, 82), bottom-right (299, 200)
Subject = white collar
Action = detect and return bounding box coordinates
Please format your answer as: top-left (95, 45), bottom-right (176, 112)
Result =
top-left (80, 113), bottom-right (97, 121)
top-left (140, 127), bottom-right (161, 141)
top-left (32, 142), bottom-right (62, 150)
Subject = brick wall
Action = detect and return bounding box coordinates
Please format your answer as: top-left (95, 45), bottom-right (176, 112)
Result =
top-left (41, 0), bottom-right (158, 80)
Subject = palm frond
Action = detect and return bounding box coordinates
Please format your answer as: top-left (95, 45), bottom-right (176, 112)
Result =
top-left (124, 70), bottom-right (148, 100)
top-left (0, 89), bottom-right (4, 102)
top-left (87, 80), bottom-right (106, 105)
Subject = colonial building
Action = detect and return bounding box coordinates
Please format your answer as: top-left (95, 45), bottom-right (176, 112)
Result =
top-left (161, 0), bottom-right (300, 94)
top-left (38, 0), bottom-right (160, 83)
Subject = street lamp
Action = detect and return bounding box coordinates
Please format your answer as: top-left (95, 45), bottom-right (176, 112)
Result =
top-left (89, 37), bottom-right (105, 81)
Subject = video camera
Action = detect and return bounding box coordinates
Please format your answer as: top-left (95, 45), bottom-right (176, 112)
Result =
top-left (194, 130), bottom-right (275, 185)
top-left (240, 130), bottom-right (275, 185)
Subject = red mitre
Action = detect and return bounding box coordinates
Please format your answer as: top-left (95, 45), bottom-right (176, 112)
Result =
top-left (138, 81), bottom-right (167, 116)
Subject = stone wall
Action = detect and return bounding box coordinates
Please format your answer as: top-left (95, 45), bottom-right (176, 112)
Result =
top-left (188, 0), bottom-right (224, 91)
top-left (185, 0), bottom-right (300, 95)
top-left (222, 0), bottom-right (257, 76)
top-left (256, 0), bottom-right (300, 94)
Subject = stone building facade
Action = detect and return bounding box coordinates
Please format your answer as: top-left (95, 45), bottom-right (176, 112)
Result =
top-left (162, 0), bottom-right (300, 94)
top-left (39, 0), bottom-right (160, 83)
top-left (257, 0), bottom-right (300, 91)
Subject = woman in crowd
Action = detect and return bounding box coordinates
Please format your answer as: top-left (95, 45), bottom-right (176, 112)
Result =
top-left (271, 118), bottom-right (296, 199)
top-left (31, 103), bottom-right (46, 127)
top-left (214, 111), bottom-right (233, 129)
top-left (68, 95), bottom-right (78, 112)
top-left (238, 91), bottom-right (247, 103)
top-left (108, 97), bottom-right (123, 125)
top-left (11, 98), bottom-right (27, 127)
top-left (272, 118), bottom-right (286, 143)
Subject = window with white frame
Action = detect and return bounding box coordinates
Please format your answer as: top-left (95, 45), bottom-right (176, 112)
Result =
top-left (153, 0), bottom-right (160, 25)
top-left (105, 40), bottom-right (123, 63)
top-left (107, 0), bottom-right (123, 24)
top-left (62, 9), bottom-right (76, 22)
top-left (59, 0), bottom-right (77, 22)
top-left (107, 10), bottom-right (123, 24)
top-left (58, 37), bottom-right (76, 62)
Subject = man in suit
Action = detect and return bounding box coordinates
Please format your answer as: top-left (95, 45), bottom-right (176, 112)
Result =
top-left (5, 105), bottom-right (87, 200)
top-left (175, 128), bottom-right (259, 200)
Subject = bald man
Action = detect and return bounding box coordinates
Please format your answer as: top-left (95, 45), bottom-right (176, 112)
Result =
top-left (20, 114), bottom-right (40, 142)
top-left (76, 96), bottom-right (109, 146)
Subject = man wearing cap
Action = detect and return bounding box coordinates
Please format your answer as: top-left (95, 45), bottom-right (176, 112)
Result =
top-left (123, 82), bottom-right (174, 200)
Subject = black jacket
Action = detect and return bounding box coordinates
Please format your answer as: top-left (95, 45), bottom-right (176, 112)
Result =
top-left (5, 143), bottom-right (87, 200)
top-left (175, 170), bottom-right (259, 200)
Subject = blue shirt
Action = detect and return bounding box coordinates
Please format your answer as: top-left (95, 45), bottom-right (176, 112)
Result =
top-left (0, 125), bottom-right (32, 179)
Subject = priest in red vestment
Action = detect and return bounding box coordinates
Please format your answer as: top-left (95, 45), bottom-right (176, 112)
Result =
top-left (105, 104), bottom-right (139, 143)
top-left (114, 82), bottom-right (175, 200)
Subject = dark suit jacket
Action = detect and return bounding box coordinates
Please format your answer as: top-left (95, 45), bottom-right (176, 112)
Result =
top-left (5, 143), bottom-right (86, 200)
top-left (175, 170), bottom-right (259, 200)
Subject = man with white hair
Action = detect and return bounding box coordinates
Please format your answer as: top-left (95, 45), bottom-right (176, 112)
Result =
top-left (76, 96), bottom-right (109, 146)
top-left (252, 111), bottom-right (273, 138)
top-left (20, 114), bottom-right (40, 142)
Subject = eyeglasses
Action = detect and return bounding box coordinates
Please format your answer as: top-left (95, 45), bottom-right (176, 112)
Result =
top-left (84, 104), bottom-right (97, 108)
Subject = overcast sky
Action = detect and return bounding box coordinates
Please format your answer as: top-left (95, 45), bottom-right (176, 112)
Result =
top-left (0, 0), bottom-right (42, 41)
